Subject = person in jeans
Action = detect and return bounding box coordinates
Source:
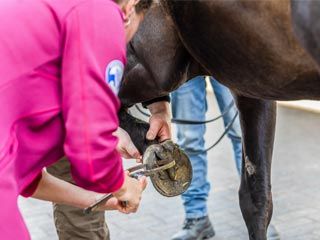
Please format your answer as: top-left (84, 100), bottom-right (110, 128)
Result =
top-left (171, 76), bottom-right (280, 240)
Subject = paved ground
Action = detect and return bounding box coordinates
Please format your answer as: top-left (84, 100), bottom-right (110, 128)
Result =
top-left (19, 94), bottom-right (320, 240)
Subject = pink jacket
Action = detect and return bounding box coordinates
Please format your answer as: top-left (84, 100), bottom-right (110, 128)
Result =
top-left (0, 0), bottom-right (126, 197)
top-left (1, 1), bottom-right (127, 238)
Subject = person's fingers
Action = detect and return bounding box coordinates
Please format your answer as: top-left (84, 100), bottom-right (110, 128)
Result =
top-left (106, 198), bottom-right (122, 211)
top-left (119, 207), bottom-right (130, 214)
top-left (147, 116), bottom-right (172, 141)
top-left (96, 197), bottom-right (120, 211)
top-left (146, 118), bottom-right (161, 140)
top-left (159, 136), bottom-right (168, 142)
top-left (126, 196), bottom-right (140, 213)
top-left (121, 204), bottom-right (137, 214)
top-left (114, 172), bottom-right (143, 215)
top-left (117, 201), bottom-right (130, 214)
top-left (139, 176), bottom-right (147, 190)
top-left (107, 197), bottom-right (118, 207)
top-left (120, 151), bottom-right (131, 159)
top-left (125, 141), bottom-right (141, 159)
top-left (116, 127), bottom-right (142, 159)
top-left (158, 126), bottom-right (171, 142)
top-left (114, 203), bottom-right (124, 212)
top-left (131, 207), bottom-right (138, 213)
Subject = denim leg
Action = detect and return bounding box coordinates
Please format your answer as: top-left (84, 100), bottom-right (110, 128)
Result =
top-left (210, 78), bottom-right (243, 175)
top-left (171, 76), bottom-right (210, 219)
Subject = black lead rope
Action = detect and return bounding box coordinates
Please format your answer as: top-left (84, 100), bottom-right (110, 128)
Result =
top-left (135, 100), bottom-right (235, 124)
top-left (198, 110), bottom-right (238, 153)
top-left (134, 100), bottom-right (239, 153)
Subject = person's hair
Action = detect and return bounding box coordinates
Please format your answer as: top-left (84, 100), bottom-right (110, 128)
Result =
top-left (114, 0), bottom-right (126, 3)
top-left (114, 0), bottom-right (153, 14)
top-left (135, 0), bottom-right (153, 14)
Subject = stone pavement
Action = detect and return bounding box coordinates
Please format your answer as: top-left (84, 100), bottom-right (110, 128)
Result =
top-left (19, 94), bottom-right (320, 240)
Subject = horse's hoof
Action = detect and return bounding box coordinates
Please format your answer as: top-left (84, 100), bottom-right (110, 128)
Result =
top-left (144, 140), bottom-right (193, 197)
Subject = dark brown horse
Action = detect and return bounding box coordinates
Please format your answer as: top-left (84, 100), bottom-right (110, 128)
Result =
top-left (119, 1), bottom-right (320, 239)
top-left (291, 0), bottom-right (320, 68)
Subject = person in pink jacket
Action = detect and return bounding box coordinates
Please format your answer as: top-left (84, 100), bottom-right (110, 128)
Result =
top-left (0, 0), bottom-right (157, 239)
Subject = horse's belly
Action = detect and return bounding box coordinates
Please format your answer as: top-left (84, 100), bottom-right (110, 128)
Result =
top-left (219, 68), bottom-right (320, 101)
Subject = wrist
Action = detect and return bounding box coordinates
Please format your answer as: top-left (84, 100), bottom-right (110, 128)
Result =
top-left (148, 101), bottom-right (171, 116)
top-left (65, 189), bottom-right (102, 209)
top-left (83, 192), bottom-right (103, 208)
top-left (112, 174), bottom-right (127, 198)
top-left (142, 96), bottom-right (170, 108)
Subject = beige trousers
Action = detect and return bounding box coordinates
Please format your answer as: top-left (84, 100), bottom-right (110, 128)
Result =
top-left (47, 158), bottom-right (109, 240)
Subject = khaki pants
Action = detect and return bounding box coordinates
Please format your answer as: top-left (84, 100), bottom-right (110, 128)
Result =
top-left (47, 158), bottom-right (109, 240)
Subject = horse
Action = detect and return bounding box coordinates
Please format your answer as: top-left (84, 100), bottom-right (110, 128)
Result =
top-left (118, 1), bottom-right (320, 239)
top-left (291, 0), bottom-right (320, 68)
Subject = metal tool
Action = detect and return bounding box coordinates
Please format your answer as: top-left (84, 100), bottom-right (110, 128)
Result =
top-left (84, 158), bottom-right (175, 214)
top-left (83, 140), bottom-right (192, 214)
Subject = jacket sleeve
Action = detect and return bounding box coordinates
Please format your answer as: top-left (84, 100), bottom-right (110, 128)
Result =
top-left (60, 1), bottom-right (126, 193)
top-left (142, 95), bottom-right (171, 108)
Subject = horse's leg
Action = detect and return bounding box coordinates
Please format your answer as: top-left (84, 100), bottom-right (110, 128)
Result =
top-left (118, 109), bottom-right (157, 154)
top-left (234, 95), bottom-right (276, 240)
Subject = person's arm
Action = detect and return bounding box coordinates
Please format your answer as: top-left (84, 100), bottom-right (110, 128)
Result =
top-left (61, 1), bottom-right (126, 193)
top-left (32, 171), bottom-right (121, 211)
top-left (60, 1), bottom-right (145, 213)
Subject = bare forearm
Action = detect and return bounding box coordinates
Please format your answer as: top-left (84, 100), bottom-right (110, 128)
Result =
top-left (32, 170), bottom-right (101, 209)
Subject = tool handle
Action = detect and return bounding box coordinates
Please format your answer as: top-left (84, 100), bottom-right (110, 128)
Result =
top-left (83, 194), bottom-right (114, 215)
top-left (83, 172), bottom-right (140, 215)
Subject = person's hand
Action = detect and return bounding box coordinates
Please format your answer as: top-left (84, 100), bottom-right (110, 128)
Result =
top-left (31, 171), bottom-right (129, 212)
top-left (146, 101), bottom-right (172, 141)
top-left (112, 172), bottom-right (147, 214)
top-left (93, 195), bottom-right (123, 211)
top-left (113, 127), bottom-right (141, 159)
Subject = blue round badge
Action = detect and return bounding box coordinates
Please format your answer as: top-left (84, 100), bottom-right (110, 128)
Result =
top-left (105, 60), bottom-right (124, 95)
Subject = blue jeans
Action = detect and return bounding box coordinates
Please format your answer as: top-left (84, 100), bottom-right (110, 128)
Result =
top-left (171, 76), bottom-right (242, 219)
